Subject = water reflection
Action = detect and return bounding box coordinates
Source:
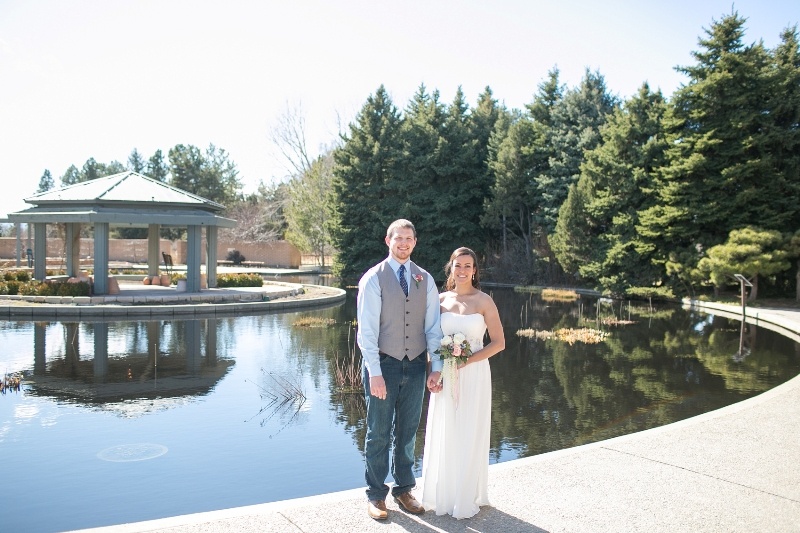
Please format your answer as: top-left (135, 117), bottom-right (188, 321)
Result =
top-left (1, 288), bottom-right (799, 532)
top-left (26, 319), bottom-right (232, 416)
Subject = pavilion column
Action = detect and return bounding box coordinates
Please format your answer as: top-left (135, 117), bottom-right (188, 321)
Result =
top-left (33, 223), bottom-right (47, 281)
top-left (93, 323), bottom-right (109, 380)
top-left (206, 226), bottom-right (218, 288)
top-left (65, 223), bottom-right (82, 277)
top-left (186, 225), bottom-right (202, 292)
top-left (148, 224), bottom-right (161, 277)
top-left (15, 223), bottom-right (21, 268)
top-left (93, 222), bottom-right (109, 295)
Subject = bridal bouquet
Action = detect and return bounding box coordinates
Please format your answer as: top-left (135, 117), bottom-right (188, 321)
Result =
top-left (437, 332), bottom-right (472, 366)
top-left (436, 333), bottom-right (473, 404)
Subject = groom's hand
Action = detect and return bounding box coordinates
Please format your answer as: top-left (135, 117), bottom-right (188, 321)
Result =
top-left (370, 376), bottom-right (387, 400)
top-left (427, 372), bottom-right (442, 393)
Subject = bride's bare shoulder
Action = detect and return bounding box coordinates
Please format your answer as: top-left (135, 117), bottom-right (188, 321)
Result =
top-left (475, 290), bottom-right (498, 311)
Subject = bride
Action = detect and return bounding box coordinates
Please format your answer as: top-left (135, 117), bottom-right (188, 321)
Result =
top-left (421, 247), bottom-right (505, 519)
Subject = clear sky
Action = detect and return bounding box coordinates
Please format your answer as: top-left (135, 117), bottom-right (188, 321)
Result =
top-left (1, 0), bottom-right (798, 218)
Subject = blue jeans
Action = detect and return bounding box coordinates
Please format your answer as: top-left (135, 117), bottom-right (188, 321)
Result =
top-left (363, 353), bottom-right (426, 501)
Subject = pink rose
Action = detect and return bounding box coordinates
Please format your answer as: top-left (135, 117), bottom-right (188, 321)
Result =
top-left (452, 344), bottom-right (462, 357)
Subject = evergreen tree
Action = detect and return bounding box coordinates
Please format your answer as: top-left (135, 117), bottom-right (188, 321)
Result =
top-left (127, 148), bottom-right (146, 172)
top-left (82, 157), bottom-right (101, 181)
top-left (550, 83), bottom-right (668, 294)
top-left (764, 26), bottom-right (800, 232)
top-left (401, 84), bottom-right (448, 271)
top-left (698, 226), bottom-right (790, 300)
top-left (330, 85), bottom-right (405, 280)
top-left (483, 68), bottom-right (564, 282)
top-left (37, 169), bottom-right (54, 193)
top-left (147, 149), bottom-right (169, 182)
top-left (440, 87), bottom-right (491, 258)
top-left (638, 12), bottom-right (794, 294)
top-left (469, 86), bottom-right (502, 229)
top-left (60, 164), bottom-right (81, 187)
top-left (401, 85), bottom-right (488, 273)
top-left (483, 110), bottom-right (539, 274)
top-left (525, 67), bottom-right (564, 240)
top-left (168, 144), bottom-right (241, 205)
top-left (536, 69), bottom-right (618, 238)
top-left (203, 144), bottom-right (242, 205)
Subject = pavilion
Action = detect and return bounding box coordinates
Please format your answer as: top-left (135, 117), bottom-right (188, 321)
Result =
top-left (7, 171), bottom-right (236, 294)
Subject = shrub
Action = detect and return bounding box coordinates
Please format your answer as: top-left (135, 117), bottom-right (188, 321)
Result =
top-left (51, 281), bottom-right (91, 297)
top-left (625, 286), bottom-right (676, 302)
top-left (0, 281), bottom-right (7, 295)
top-left (226, 250), bottom-right (246, 265)
top-left (6, 280), bottom-right (20, 295)
top-left (217, 273), bottom-right (263, 288)
top-left (19, 282), bottom-right (44, 296)
top-left (2, 270), bottom-right (31, 282)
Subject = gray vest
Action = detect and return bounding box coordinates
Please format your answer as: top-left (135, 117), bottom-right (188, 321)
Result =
top-left (376, 260), bottom-right (427, 361)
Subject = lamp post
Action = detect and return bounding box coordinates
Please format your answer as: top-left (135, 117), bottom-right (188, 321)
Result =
top-left (733, 274), bottom-right (753, 318)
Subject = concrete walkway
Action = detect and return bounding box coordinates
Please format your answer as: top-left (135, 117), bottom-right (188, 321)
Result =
top-left (66, 302), bottom-right (800, 533)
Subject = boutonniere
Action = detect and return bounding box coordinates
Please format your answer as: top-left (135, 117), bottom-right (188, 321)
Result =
top-left (413, 274), bottom-right (424, 289)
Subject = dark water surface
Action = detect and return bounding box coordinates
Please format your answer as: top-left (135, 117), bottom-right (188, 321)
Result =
top-left (1, 285), bottom-right (799, 532)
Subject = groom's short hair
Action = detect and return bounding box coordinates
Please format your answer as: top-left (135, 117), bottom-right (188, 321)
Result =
top-left (387, 219), bottom-right (416, 239)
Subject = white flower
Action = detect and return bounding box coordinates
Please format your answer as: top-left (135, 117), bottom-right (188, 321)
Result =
top-left (453, 333), bottom-right (466, 345)
top-left (440, 335), bottom-right (453, 346)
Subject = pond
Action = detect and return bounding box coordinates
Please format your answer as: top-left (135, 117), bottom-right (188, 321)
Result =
top-left (2, 285), bottom-right (799, 532)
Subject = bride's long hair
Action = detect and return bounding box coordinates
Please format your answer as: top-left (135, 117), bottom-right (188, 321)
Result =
top-left (444, 247), bottom-right (481, 291)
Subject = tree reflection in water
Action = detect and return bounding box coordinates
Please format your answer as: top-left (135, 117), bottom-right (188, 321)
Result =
top-left (2, 286), bottom-right (800, 532)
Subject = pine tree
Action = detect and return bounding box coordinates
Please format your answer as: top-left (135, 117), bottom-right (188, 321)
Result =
top-left (536, 69), bottom-right (618, 237)
top-left (550, 83), bottom-right (668, 294)
top-left (37, 169), bottom-right (54, 193)
top-left (127, 148), bottom-right (146, 173)
top-left (764, 27), bottom-right (800, 232)
top-left (638, 12), bottom-right (795, 294)
top-left (698, 226), bottom-right (789, 300)
top-left (483, 69), bottom-right (564, 281)
top-left (483, 111), bottom-right (539, 270)
top-left (469, 86), bottom-right (501, 217)
top-left (401, 84), bottom-right (448, 272)
top-left (404, 86), bottom-right (488, 273)
top-left (147, 149), bottom-right (169, 182)
top-left (60, 165), bottom-right (81, 187)
top-left (330, 85), bottom-right (405, 280)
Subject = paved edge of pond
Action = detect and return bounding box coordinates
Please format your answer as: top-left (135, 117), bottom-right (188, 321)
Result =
top-left (66, 302), bottom-right (800, 533)
top-left (0, 281), bottom-right (347, 318)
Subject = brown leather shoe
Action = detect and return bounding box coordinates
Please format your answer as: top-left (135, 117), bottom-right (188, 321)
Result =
top-left (394, 492), bottom-right (425, 515)
top-left (368, 499), bottom-right (388, 520)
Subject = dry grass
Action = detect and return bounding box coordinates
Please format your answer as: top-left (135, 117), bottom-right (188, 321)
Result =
top-left (541, 288), bottom-right (580, 302)
top-left (517, 327), bottom-right (610, 345)
top-left (292, 317), bottom-right (336, 328)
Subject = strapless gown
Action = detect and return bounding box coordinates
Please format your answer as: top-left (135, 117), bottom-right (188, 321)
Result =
top-left (421, 312), bottom-right (491, 519)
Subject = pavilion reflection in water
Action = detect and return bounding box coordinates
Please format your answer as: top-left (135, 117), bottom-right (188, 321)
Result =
top-left (26, 318), bottom-right (234, 415)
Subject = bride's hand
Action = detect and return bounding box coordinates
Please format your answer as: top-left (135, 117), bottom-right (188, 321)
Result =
top-left (427, 371), bottom-right (442, 393)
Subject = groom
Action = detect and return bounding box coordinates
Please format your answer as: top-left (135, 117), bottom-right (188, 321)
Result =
top-left (357, 218), bottom-right (443, 520)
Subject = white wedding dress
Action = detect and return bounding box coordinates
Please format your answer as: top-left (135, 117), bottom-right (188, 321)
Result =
top-left (421, 312), bottom-right (491, 519)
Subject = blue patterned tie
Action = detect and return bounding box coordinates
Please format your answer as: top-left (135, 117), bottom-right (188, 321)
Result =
top-left (398, 264), bottom-right (408, 296)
